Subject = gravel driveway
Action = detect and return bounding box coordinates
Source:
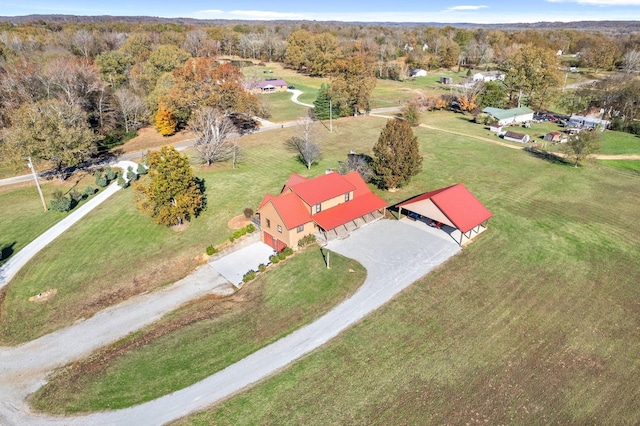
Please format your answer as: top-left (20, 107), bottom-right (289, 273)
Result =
top-left (0, 219), bottom-right (460, 425)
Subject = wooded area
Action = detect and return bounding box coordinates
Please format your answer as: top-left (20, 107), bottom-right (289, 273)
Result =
top-left (1, 17), bottom-right (639, 176)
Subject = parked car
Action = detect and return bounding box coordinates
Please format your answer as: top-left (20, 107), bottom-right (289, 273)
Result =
top-left (287, 85), bottom-right (295, 89)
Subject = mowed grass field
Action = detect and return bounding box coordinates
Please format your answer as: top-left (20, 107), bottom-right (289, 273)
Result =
top-left (172, 121), bottom-right (639, 424)
top-left (31, 248), bottom-right (365, 413)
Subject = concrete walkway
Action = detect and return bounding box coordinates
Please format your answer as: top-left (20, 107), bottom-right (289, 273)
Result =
top-left (0, 219), bottom-right (460, 425)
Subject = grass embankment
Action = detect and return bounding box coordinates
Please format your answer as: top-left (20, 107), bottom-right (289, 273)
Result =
top-left (30, 248), bottom-right (365, 413)
top-left (0, 116), bottom-right (388, 344)
top-left (0, 172), bottom-right (105, 267)
top-left (173, 122), bottom-right (640, 424)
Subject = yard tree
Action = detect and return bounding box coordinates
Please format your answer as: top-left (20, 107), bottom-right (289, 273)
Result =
top-left (188, 107), bottom-right (238, 166)
top-left (155, 103), bottom-right (177, 136)
top-left (329, 54), bottom-right (377, 117)
top-left (285, 29), bottom-right (314, 72)
top-left (477, 81), bottom-right (507, 109)
top-left (403, 100), bottom-right (421, 126)
top-left (372, 118), bottom-right (423, 190)
top-left (563, 130), bottom-right (600, 167)
top-left (285, 116), bottom-right (321, 169)
top-left (3, 99), bottom-right (98, 180)
top-left (581, 40), bottom-right (618, 75)
top-left (503, 45), bottom-right (561, 110)
top-left (313, 83), bottom-right (332, 120)
top-left (134, 145), bottom-right (204, 226)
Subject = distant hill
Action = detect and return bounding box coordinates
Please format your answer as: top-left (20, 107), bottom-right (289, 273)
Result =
top-left (0, 14), bottom-right (639, 32)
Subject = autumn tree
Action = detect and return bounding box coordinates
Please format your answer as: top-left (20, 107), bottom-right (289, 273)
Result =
top-left (95, 50), bottom-right (134, 88)
top-left (3, 99), bottom-right (98, 179)
top-left (155, 103), bottom-right (177, 136)
top-left (188, 107), bottom-right (238, 166)
top-left (372, 119), bottom-right (423, 190)
top-left (285, 29), bottom-right (314, 72)
top-left (329, 54), bottom-right (377, 117)
top-left (563, 130), bottom-right (600, 167)
top-left (285, 116), bottom-right (321, 169)
top-left (134, 146), bottom-right (204, 226)
top-left (503, 45), bottom-right (561, 110)
top-left (581, 40), bottom-right (618, 75)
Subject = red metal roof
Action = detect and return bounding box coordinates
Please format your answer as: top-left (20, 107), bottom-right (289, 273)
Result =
top-left (268, 191), bottom-right (312, 229)
top-left (259, 193), bottom-right (275, 209)
top-left (282, 173), bottom-right (308, 192)
top-left (342, 171), bottom-right (370, 197)
top-left (289, 172), bottom-right (356, 206)
top-left (313, 192), bottom-right (388, 231)
top-left (398, 184), bottom-right (492, 233)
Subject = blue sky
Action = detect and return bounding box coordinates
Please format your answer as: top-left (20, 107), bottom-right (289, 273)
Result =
top-left (2, 0), bottom-right (640, 23)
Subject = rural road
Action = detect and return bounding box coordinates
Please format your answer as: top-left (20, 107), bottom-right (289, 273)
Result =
top-left (0, 219), bottom-right (460, 425)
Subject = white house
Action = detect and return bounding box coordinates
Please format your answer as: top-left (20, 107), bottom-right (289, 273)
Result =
top-left (483, 107), bottom-right (535, 126)
top-left (503, 131), bottom-right (530, 143)
top-left (472, 71), bottom-right (505, 82)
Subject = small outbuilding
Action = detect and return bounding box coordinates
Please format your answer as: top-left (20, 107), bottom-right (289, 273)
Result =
top-left (483, 106), bottom-right (535, 126)
top-left (544, 131), bottom-right (567, 143)
top-left (503, 131), bottom-right (530, 143)
top-left (472, 71), bottom-right (505, 82)
top-left (396, 183), bottom-right (492, 246)
top-left (440, 76), bottom-right (453, 84)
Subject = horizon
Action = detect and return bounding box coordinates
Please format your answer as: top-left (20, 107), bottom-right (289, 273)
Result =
top-left (1, 1), bottom-right (640, 24)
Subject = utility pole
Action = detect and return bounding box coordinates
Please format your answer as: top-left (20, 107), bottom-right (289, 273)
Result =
top-left (329, 99), bottom-right (333, 132)
top-left (27, 157), bottom-right (47, 212)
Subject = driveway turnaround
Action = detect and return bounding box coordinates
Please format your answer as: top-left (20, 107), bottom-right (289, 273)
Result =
top-left (209, 242), bottom-right (275, 286)
top-left (1, 220), bottom-right (460, 425)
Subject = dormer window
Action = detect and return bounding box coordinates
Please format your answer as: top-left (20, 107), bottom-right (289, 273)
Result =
top-left (345, 192), bottom-right (350, 202)
top-left (315, 203), bottom-right (321, 213)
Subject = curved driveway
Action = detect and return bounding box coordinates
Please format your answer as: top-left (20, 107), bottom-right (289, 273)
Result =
top-left (0, 219), bottom-right (460, 425)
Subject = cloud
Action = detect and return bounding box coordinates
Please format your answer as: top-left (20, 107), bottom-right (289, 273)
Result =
top-left (546, 0), bottom-right (640, 5)
top-left (446, 5), bottom-right (489, 10)
top-left (191, 9), bottom-right (302, 20)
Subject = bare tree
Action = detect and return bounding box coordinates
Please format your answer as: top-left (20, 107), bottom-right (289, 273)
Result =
top-left (113, 88), bottom-right (149, 133)
top-left (285, 116), bottom-right (322, 169)
top-left (623, 50), bottom-right (640, 74)
top-left (188, 107), bottom-right (238, 166)
top-left (183, 29), bottom-right (207, 57)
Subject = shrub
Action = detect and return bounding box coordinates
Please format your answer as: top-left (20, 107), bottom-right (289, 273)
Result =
top-left (258, 263), bottom-right (266, 272)
top-left (206, 245), bottom-right (217, 256)
top-left (245, 223), bottom-right (256, 233)
top-left (242, 270), bottom-right (257, 283)
top-left (243, 207), bottom-right (254, 218)
top-left (137, 163), bottom-right (148, 176)
top-left (95, 172), bottom-right (108, 188)
top-left (84, 185), bottom-right (97, 196)
top-left (69, 189), bottom-right (84, 203)
top-left (49, 190), bottom-right (72, 212)
top-left (269, 254), bottom-right (280, 264)
top-left (298, 234), bottom-right (317, 247)
top-left (282, 247), bottom-right (294, 257)
top-left (117, 175), bottom-right (129, 188)
top-left (126, 166), bottom-right (137, 181)
top-left (277, 251), bottom-right (287, 260)
top-left (229, 236), bottom-right (235, 242)
top-left (104, 166), bottom-right (117, 181)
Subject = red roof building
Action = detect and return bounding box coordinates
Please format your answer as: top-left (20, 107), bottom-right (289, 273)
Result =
top-left (258, 171), bottom-right (388, 251)
top-left (397, 183), bottom-right (492, 245)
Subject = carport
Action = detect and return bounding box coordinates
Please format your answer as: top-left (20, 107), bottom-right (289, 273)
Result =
top-left (396, 183), bottom-right (492, 246)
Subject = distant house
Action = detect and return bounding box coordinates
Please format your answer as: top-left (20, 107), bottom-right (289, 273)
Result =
top-left (410, 69), bottom-right (427, 77)
top-left (544, 131), bottom-right (567, 143)
top-left (396, 183), bottom-right (493, 246)
top-left (439, 76), bottom-right (452, 84)
top-left (472, 71), bottom-right (505, 82)
top-left (483, 106), bottom-right (535, 126)
top-left (250, 79), bottom-right (288, 94)
top-left (503, 131), bottom-right (530, 143)
top-left (257, 171), bottom-right (388, 250)
top-left (489, 124), bottom-right (502, 133)
top-left (568, 115), bottom-right (609, 131)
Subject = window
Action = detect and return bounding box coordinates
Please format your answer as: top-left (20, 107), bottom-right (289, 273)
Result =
top-left (315, 203), bottom-right (321, 213)
top-left (297, 225), bottom-right (304, 233)
top-left (345, 192), bottom-right (350, 202)
top-left (277, 225), bottom-right (282, 233)
top-left (266, 218), bottom-right (271, 228)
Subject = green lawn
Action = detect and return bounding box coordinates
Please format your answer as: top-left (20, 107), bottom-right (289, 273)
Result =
top-left (0, 173), bottom-right (105, 267)
top-left (30, 248), bottom-right (365, 414)
top-left (599, 131), bottom-right (640, 155)
top-left (598, 159), bottom-right (640, 173)
top-left (174, 122), bottom-right (640, 425)
top-left (0, 117), bottom-right (389, 344)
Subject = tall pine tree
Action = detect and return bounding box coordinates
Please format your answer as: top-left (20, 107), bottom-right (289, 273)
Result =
top-left (313, 83), bottom-right (332, 120)
top-left (372, 119), bottom-right (423, 190)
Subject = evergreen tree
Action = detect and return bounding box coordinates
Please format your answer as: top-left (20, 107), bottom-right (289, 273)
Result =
top-left (134, 146), bottom-right (204, 226)
top-left (372, 119), bottom-right (423, 190)
top-left (313, 83), bottom-right (332, 120)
